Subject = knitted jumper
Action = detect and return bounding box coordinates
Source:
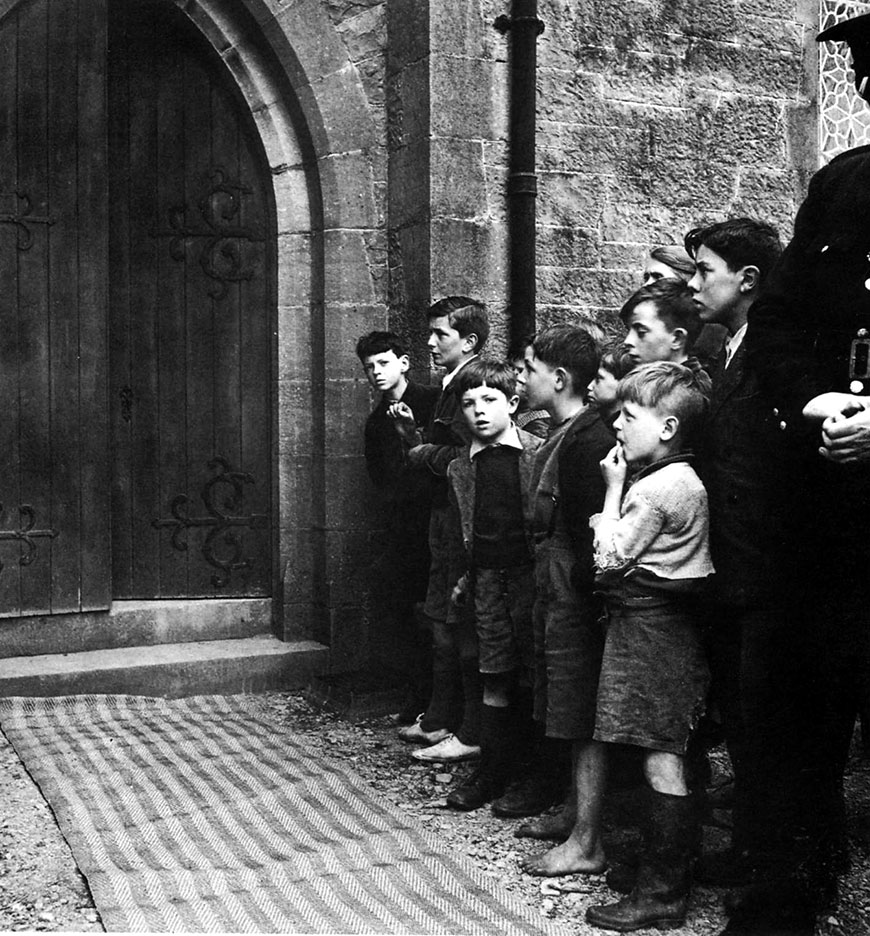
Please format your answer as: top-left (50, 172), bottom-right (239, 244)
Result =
top-left (590, 456), bottom-right (714, 584)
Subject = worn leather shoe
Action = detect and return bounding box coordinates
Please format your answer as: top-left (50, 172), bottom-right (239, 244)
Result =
top-left (411, 733), bottom-right (481, 763)
top-left (491, 771), bottom-right (563, 818)
top-left (446, 768), bottom-right (503, 811)
top-left (396, 715), bottom-right (451, 746)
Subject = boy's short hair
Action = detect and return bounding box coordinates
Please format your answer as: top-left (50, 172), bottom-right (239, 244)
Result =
top-left (684, 218), bottom-right (783, 283)
top-left (427, 296), bottom-right (490, 351)
top-left (453, 357), bottom-right (517, 400)
top-left (617, 361), bottom-right (712, 444)
top-left (648, 245), bottom-right (696, 281)
top-left (599, 346), bottom-right (636, 381)
top-left (507, 333), bottom-right (536, 363)
top-left (619, 279), bottom-right (704, 350)
top-left (355, 330), bottom-right (408, 361)
top-left (531, 324), bottom-right (600, 391)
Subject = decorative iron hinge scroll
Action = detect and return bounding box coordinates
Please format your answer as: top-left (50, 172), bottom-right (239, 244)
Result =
top-left (0, 504), bottom-right (58, 573)
top-left (152, 169), bottom-right (264, 300)
top-left (0, 193), bottom-right (55, 251)
top-left (152, 456), bottom-right (267, 588)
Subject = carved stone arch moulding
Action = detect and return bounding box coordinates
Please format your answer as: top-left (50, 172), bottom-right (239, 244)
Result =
top-left (820, 0), bottom-right (870, 162)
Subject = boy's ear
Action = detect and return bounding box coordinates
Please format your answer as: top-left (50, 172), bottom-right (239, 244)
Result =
top-left (672, 327), bottom-right (688, 350)
top-left (507, 394), bottom-right (520, 415)
top-left (553, 366), bottom-right (569, 392)
top-left (660, 414), bottom-right (680, 441)
top-left (463, 332), bottom-right (479, 353)
top-left (399, 354), bottom-right (410, 373)
top-left (739, 265), bottom-right (761, 293)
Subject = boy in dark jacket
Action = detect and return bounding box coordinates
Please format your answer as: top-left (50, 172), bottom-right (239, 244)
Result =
top-left (391, 297), bottom-right (490, 763)
top-left (356, 331), bottom-right (438, 722)
top-left (441, 359), bottom-right (544, 810)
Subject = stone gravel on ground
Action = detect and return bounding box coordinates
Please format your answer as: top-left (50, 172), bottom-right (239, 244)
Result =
top-left (0, 690), bottom-right (867, 934)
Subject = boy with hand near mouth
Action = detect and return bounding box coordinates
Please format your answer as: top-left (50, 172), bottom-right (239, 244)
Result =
top-left (442, 359), bottom-right (544, 809)
top-left (585, 361), bottom-right (713, 933)
top-left (356, 331), bottom-right (439, 723)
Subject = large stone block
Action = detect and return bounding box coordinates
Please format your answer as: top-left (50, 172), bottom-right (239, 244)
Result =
top-left (323, 229), bottom-right (379, 305)
top-left (431, 138), bottom-right (487, 219)
top-left (430, 218), bottom-right (500, 300)
top-left (296, 65), bottom-right (378, 157)
top-left (318, 151), bottom-right (379, 230)
top-left (387, 0), bottom-right (429, 73)
top-left (386, 59), bottom-right (431, 148)
top-left (335, 4), bottom-right (387, 63)
top-left (430, 56), bottom-right (501, 139)
top-left (537, 172), bottom-right (611, 229)
top-left (324, 303), bottom-right (389, 377)
top-left (388, 141), bottom-right (431, 227)
top-left (430, 0), bottom-right (488, 59)
top-left (324, 378), bottom-right (373, 457)
top-left (323, 456), bottom-right (378, 532)
top-left (273, 166), bottom-right (313, 234)
top-left (537, 225), bottom-right (601, 269)
top-left (278, 380), bottom-right (317, 453)
top-left (324, 529), bottom-right (377, 606)
top-left (327, 604), bottom-right (369, 672)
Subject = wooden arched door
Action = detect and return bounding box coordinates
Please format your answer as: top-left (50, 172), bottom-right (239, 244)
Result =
top-left (108, 0), bottom-right (274, 600)
top-left (0, 0), bottom-right (273, 618)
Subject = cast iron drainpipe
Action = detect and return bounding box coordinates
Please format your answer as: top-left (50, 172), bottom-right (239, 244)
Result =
top-left (495, 1), bottom-right (544, 345)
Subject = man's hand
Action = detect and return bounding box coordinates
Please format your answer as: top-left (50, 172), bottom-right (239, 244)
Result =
top-left (600, 443), bottom-right (627, 488)
top-left (820, 401), bottom-right (870, 464)
top-left (387, 401), bottom-right (418, 444)
top-left (803, 392), bottom-right (866, 423)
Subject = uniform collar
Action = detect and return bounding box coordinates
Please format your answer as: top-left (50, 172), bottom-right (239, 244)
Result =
top-left (470, 424), bottom-right (523, 459)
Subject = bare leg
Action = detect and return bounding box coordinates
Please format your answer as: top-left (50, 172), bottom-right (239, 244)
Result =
top-left (644, 749), bottom-right (688, 795)
top-left (520, 740), bottom-right (608, 875)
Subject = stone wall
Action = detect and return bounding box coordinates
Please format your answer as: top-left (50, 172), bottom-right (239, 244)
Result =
top-left (529, 0), bottom-right (819, 329)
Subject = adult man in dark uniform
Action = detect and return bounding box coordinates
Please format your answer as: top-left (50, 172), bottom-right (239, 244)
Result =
top-left (744, 11), bottom-right (870, 934)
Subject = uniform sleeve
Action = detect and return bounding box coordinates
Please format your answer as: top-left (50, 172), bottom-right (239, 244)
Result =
top-left (590, 490), bottom-right (667, 573)
top-left (747, 165), bottom-right (830, 412)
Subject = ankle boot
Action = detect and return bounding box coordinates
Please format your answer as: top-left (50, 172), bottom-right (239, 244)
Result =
top-left (586, 789), bottom-right (696, 932)
top-left (447, 704), bottom-right (513, 811)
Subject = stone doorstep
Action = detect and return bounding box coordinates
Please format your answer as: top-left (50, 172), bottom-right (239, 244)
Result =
top-left (0, 598), bottom-right (273, 659)
top-left (0, 636), bottom-right (329, 699)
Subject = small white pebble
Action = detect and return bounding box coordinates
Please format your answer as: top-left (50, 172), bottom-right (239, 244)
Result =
top-left (435, 773), bottom-right (453, 784)
top-left (37, 912), bottom-right (54, 923)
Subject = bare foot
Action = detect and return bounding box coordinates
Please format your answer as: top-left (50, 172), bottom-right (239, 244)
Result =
top-left (514, 806), bottom-right (576, 841)
top-left (520, 837), bottom-right (607, 877)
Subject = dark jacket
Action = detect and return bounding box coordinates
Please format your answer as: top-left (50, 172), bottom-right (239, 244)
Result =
top-left (698, 342), bottom-right (799, 607)
top-left (747, 145), bottom-right (870, 574)
top-left (448, 429), bottom-right (545, 566)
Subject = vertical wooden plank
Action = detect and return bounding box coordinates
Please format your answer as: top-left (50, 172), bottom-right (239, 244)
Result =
top-left (0, 8), bottom-right (22, 615)
top-left (107, 0), bottom-right (133, 597)
top-left (184, 44), bottom-right (218, 597)
top-left (76, 0), bottom-right (109, 610)
top-left (237, 103), bottom-right (273, 597)
top-left (124, 4), bottom-right (162, 601)
top-left (155, 11), bottom-right (190, 597)
top-left (16, 0), bottom-right (52, 615)
top-left (47, 0), bottom-right (84, 613)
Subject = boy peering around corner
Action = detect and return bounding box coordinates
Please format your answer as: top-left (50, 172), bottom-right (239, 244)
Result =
top-left (509, 325), bottom-right (614, 842)
top-left (620, 279), bottom-right (704, 370)
top-left (390, 297), bottom-right (490, 764)
top-left (585, 361), bottom-right (713, 933)
top-left (356, 331), bottom-right (439, 722)
top-left (440, 359), bottom-right (545, 810)
top-left (508, 336), bottom-right (551, 439)
top-left (587, 346), bottom-right (636, 429)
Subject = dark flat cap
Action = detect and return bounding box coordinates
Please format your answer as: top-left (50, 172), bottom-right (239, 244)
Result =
top-left (818, 11), bottom-right (870, 43)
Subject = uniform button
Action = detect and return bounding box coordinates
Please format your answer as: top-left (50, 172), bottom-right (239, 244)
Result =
top-left (821, 244), bottom-right (829, 252)
top-left (851, 380), bottom-right (865, 393)
top-left (772, 407), bottom-right (779, 416)
top-left (779, 421), bottom-right (787, 430)
top-left (864, 278), bottom-right (870, 290)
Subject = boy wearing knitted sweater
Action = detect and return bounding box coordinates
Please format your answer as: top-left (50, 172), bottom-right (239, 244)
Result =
top-left (586, 361), bottom-right (713, 933)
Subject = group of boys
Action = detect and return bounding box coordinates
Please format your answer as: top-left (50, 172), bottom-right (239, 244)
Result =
top-left (356, 218), bottom-right (829, 936)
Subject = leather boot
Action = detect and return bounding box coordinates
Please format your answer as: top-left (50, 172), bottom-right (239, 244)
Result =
top-left (446, 704), bottom-right (512, 811)
top-left (586, 789), bottom-right (695, 932)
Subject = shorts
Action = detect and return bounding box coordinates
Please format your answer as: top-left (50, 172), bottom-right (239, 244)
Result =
top-left (532, 536), bottom-right (604, 740)
top-left (474, 565), bottom-right (535, 677)
top-left (594, 598), bottom-right (710, 755)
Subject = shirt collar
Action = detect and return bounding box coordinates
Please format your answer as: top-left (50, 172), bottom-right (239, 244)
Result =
top-left (470, 424), bottom-right (523, 459)
top-left (725, 323), bottom-right (748, 367)
top-left (442, 354), bottom-right (477, 390)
